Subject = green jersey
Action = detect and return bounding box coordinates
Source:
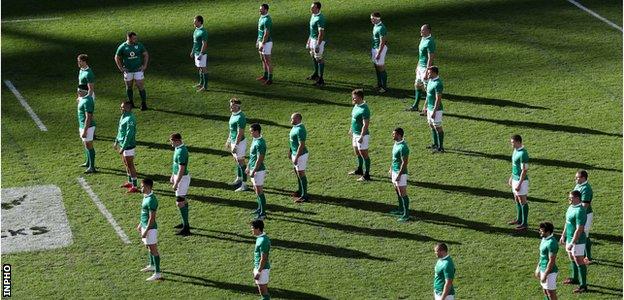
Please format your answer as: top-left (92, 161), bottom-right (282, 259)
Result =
top-left (433, 255), bottom-right (455, 296)
top-left (426, 77), bottom-right (444, 111)
top-left (140, 192), bottom-right (158, 230)
top-left (289, 124), bottom-right (308, 156)
top-left (538, 234), bottom-right (559, 273)
top-left (78, 67), bottom-right (95, 85)
top-left (511, 147), bottom-right (529, 181)
top-left (248, 137), bottom-right (267, 171)
top-left (115, 42), bottom-right (146, 72)
top-left (257, 14), bottom-right (273, 42)
top-left (173, 144), bottom-right (189, 176)
top-left (392, 140), bottom-right (409, 174)
top-left (418, 35), bottom-right (436, 67)
top-left (193, 26), bottom-right (208, 55)
top-left (253, 233), bottom-right (271, 270)
top-left (229, 111), bottom-right (246, 142)
top-left (77, 95), bottom-right (95, 129)
top-left (116, 112), bottom-right (137, 150)
top-left (351, 103), bottom-right (371, 135)
top-left (309, 13), bottom-right (326, 39)
top-left (565, 204), bottom-right (587, 244)
top-left (372, 22), bottom-right (387, 49)
top-left (574, 181), bottom-right (593, 214)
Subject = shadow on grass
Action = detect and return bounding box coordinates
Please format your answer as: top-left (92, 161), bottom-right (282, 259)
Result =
top-left (194, 229), bottom-right (392, 262)
top-left (445, 113), bottom-right (622, 137)
top-left (97, 136), bottom-right (230, 157)
top-left (151, 108), bottom-right (290, 129)
top-left (264, 188), bottom-right (532, 238)
top-left (271, 215), bottom-right (461, 245)
top-left (592, 259), bottom-right (623, 269)
top-left (97, 168), bottom-right (232, 191)
top-left (585, 284), bottom-right (623, 297)
top-left (408, 179), bottom-right (556, 203)
top-left (154, 189), bottom-right (314, 216)
top-left (162, 271), bottom-right (330, 300)
top-left (448, 149), bottom-right (621, 172)
top-left (443, 93), bottom-right (549, 110)
top-left (209, 86), bottom-right (352, 107)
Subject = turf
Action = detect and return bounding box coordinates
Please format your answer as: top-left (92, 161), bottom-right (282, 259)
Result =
top-left (1, 0), bottom-right (622, 298)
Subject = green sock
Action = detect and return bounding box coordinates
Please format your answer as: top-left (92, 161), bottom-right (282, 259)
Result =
top-left (438, 131), bottom-right (444, 149)
top-left (571, 261), bottom-right (579, 281)
top-left (413, 89), bottom-right (423, 108)
top-left (149, 253), bottom-right (154, 266)
top-left (202, 72), bottom-right (208, 89)
top-left (401, 196), bottom-right (410, 217)
top-left (268, 73), bottom-right (273, 80)
top-left (180, 203), bottom-right (189, 227)
top-left (236, 165), bottom-right (242, 179)
top-left (356, 156), bottom-right (364, 170)
top-left (263, 71), bottom-right (268, 79)
top-left (300, 176), bottom-right (308, 197)
top-left (515, 202), bottom-right (522, 222)
top-left (431, 129), bottom-right (439, 147)
top-left (375, 68), bottom-right (381, 87)
top-left (585, 238), bottom-right (592, 260)
top-left (261, 294), bottom-right (270, 300)
top-left (296, 176), bottom-right (302, 195)
top-left (88, 148), bottom-right (96, 169)
top-left (127, 175), bottom-right (132, 184)
top-left (139, 89), bottom-right (146, 102)
top-left (258, 193), bottom-right (267, 215)
top-left (364, 158), bottom-right (371, 175)
top-left (198, 71), bottom-right (204, 85)
top-left (319, 63), bottom-right (324, 78)
top-left (241, 165), bottom-right (248, 181)
top-left (312, 58), bottom-right (318, 75)
top-left (154, 255), bottom-right (161, 273)
top-left (83, 148), bottom-right (88, 165)
top-left (396, 191), bottom-right (403, 211)
top-left (521, 203), bottom-right (529, 227)
top-left (578, 264), bottom-right (587, 287)
top-left (543, 296), bottom-right (549, 300)
top-left (126, 88), bottom-right (134, 102)
top-left (131, 178), bottom-right (138, 188)
top-left (381, 71), bottom-right (388, 88)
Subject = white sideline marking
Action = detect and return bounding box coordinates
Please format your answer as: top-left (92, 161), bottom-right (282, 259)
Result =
top-left (3, 80), bottom-right (48, 131)
top-left (77, 177), bottom-right (131, 244)
top-left (2, 17), bottom-right (63, 23)
top-left (567, 0), bottom-right (622, 32)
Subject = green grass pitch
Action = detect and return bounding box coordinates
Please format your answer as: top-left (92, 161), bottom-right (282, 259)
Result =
top-left (1, 0), bottom-right (622, 298)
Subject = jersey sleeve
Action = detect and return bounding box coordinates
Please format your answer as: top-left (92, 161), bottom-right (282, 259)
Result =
top-left (380, 26), bottom-right (387, 37)
top-left (87, 71), bottom-right (95, 83)
top-left (435, 82), bottom-right (443, 94)
top-left (363, 107), bottom-right (371, 120)
top-left (318, 16), bottom-right (326, 30)
top-left (298, 128), bottom-right (307, 142)
top-left (402, 146), bottom-right (409, 158)
top-left (576, 210), bottom-right (587, 227)
top-left (522, 151), bottom-right (529, 163)
top-left (178, 150), bottom-right (188, 165)
top-left (548, 241), bottom-right (558, 256)
top-left (149, 198), bottom-right (158, 211)
top-left (428, 40), bottom-right (436, 53)
top-left (258, 141), bottom-right (267, 155)
top-left (260, 238), bottom-right (270, 253)
top-left (115, 44), bottom-right (124, 56)
top-left (580, 188), bottom-right (592, 202)
top-left (85, 99), bottom-right (95, 114)
top-left (443, 262), bottom-right (455, 279)
top-left (238, 115), bottom-right (246, 129)
top-left (202, 30), bottom-right (208, 41)
top-left (121, 119), bottom-right (136, 148)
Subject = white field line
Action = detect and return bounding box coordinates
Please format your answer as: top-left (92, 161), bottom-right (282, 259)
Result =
top-left (77, 177), bottom-right (132, 244)
top-left (567, 0), bottom-right (622, 32)
top-left (3, 80), bottom-right (48, 131)
top-left (2, 17), bottom-right (63, 23)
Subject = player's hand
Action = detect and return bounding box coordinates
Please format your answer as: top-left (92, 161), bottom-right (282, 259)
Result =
top-left (254, 272), bottom-right (260, 280)
top-left (559, 236), bottom-right (565, 245)
top-left (81, 130), bottom-right (87, 138)
top-left (305, 41), bottom-right (310, 49)
top-left (540, 273), bottom-right (547, 283)
top-left (136, 224), bottom-right (141, 232)
top-left (293, 157), bottom-right (299, 165)
top-left (141, 231), bottom-right (148, 238)
top-left (224, 140), bottom-right (230, 150)
top-left (507, 177), bottom-right (512, 186)
top-left (514, 185), bottom-right (520, 192)
top-left (230, 144), bottom-right (237, 153)
top-left (566, 244), bottom-right (573, 251)
top-left (258, 43), bottom-right (264, 52)
top-left (534, 269), bottom-right (539, 279)
top-left (140, 65), bottom-right (146, 72)
top-left (358, 136), bottom-right (363, 143)
top-left (172, 182), bottom-right (179, 191)
top-left (250, 171), bottom-right (256, 177)
top-left (375, 53), bottom-right (381, 60)
top-left (314, 46), bottom-right (320, 53)
top-left (118, 148), bottom-right (124, 155)
top-left (190, 52), bottom-right (194, 59)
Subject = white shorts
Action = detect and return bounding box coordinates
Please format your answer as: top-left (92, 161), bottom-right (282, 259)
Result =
top-left (251, 170), bottom-right (266, 186)
top-left (511, 179), bottom-right (529, 196)
top-left (352, 134), bottom-right (370, 150)
top-left (434, 293), bottom-right (455, 300)
top-left (584, 212), bottom-right (593, 236)
top-left (231, 138), bottom-right (247, 160)
top-left (307, 39), bottom-right (325, 59)
top-left (539, 271), bottom-right (557, 290)
top-left (141, 228), bottom-right (157, 245)
top-left (122, 148), bottom-right (135, 157)
top-left (293, 153), bottom-right (308, 171)
top-left (257, 41), bottom-right (273, 55)
top-left (427, 110), bottom-right (443, 126)
top-left (566, 243), bottom-right (586, 257)
top-left (371, 46), bottom-right (388, 65)
top-left (79, 126), bottom-right (95, 142)
top-left (253, 268), bottom-right (270, 285)
top-left (194, 54), bottom-right (207, 68)
top-left (391, 172), bottom-right (408, 187)
top-left (174, 174), bottom-right (191, 197)
top-left (124, 71), bottom-right (144, 81)
top-left (415, 66), bottom-right (427, 85)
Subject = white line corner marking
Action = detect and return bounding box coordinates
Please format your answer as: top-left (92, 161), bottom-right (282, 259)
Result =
top-left (77, 177), bottom-right (131, 244)
top-left (3, 80), bottom-right (48, 131)
top-left (567, 0), bottom-right (623, 32)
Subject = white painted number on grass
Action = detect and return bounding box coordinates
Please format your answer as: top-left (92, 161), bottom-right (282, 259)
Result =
top-left (3, 80), bottom-right (48, 131)
top-left (1, 185), bottom-right (73, 253)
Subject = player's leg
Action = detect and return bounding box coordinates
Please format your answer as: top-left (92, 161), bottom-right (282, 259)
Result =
top-left (397, 177), bottom-right (410, 221)
top-left (196, 67), bottom-right (204, 88)
top-left (434, 125), bottom-right (445, 152)
top-left (564, 247), bottom-right (580, 284)
top-left (119, 152), bottom-right (133, 188)
top-left (573, 250), bottom-right (588, 292)
top-left (84, 140), bottom-right (96, 172)
top-left (307, 40), bottom-right (320, 81)
top-left (377, 65), bottom-right (387, 92)
top-left (390, 182), bottom-right (403, 215)
top-left (146, 242), bottom-right (162, 281)
top-left (263, 54), bottom-right (273, 85)
top-left (349, 135), bottom-right (364, 175)
top-left (358, 149), bottom-right (371, 181)
top-left (546, 289), bottom-right (557, 300)
top-left (516, 183), bottom-right (529, 229)
top-left (257, 49), bottom-right (268, 81)
top-left (428, 117), bottom-right (439, 150)
top-left (124, 74), bottom-right (135, 107)
top-left (124, 153), bottom-right (139, 192)
top-left (199, 66), bottom-right (208, 91)
top-left (314, 43), bottom-right (325, 86)
top-left (258, 284), bottom-right (269, 300)
top-left (135, 76), bottom-right (147, 111)
top-left (584, 213), bottom-right (593, 263)
top-left (253, 172), bottom-right (267, 218)
top-left (509, 193), bottom-right (522, 225)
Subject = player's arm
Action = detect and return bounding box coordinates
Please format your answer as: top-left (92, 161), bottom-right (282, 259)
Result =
top-left (174, 164), bottom-right (186, 188)
top-left (262, 28), bottom-right (270, 44)
top-left (433, 91), bottom-right (442, 112)
top-left (518, 161), bottom-right (528, 183)
top-left (397, 155), bottom-right (408, 177)
top-left (424, 51), bottom-right (435, 80)
top-left (571, 225), bottom-right (584, 246)
top-left (544, 253), bottom-right (556, 279)
top-left (258, 252), bottom-right (268, 270)
top-left (378, 35), bottom-right (387, 52)
top-left (252, 154), bottom-right (265, 175)
top-left (361, 118), bottom-right (370, 136)
top-left (441, 278), bottom-right (453, 299)
top-left (295, 140), bottom-right (305, 160)
top-left (82, 112), bottom-right (93, 137)
top-left (114, 55), bottom-right (125, 73)
top-left (317, 27), bottom-right (325, 44)
top-left (236, 128), bottom-right (244, 144)
top-left (559, 226), bottom-right (566, 244)
top-left (201, 40), bottom-right (208, 55)
top-left (580, 191), bottom-right (590, 209)
top-left (141, 50), bottom-right (149, 71)
top-left (86, 83), bottom-right (95, 97)
top-left (534, 258), bottom-right (541, 278)
top-left (142, 210), bottom-right (156, 237)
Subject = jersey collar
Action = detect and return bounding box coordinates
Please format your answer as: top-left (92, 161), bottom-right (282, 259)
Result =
top-left (231, 110), bottom-right (241, 116)
top-left (515, 146), bottom-right (524, 151)
top-left (313, 12), bottom-right (321, 17)
top-left (293, 123), bottom-right (302, 127)
top-left (175, 143), bottom-right (185, 149)
top-left (375, 22), bottom-right (383, 27)
top-left (196, 25), bottom-right (204, 29)
top-left (430, 76), bottom-right (439, 81)
top-left (143, 192), bottom-right (153, 197)
top-left (422, 34), bottom-right (432, 39)
top-left (394, 139), bottom-right (405, 145)
top-left (571, 203), bottom-right (582, 208)
top-left (257, 232), bottom-right (266, 237)
top-left (356, 102), bottom-right (367, 107)
top-left (438, 254), bottom-right (450, 260)
top-left (253, 135), bottom-right (263, 140)
top-left (542, 234), bottom-right (554, 240)
top-left (577, 181), bottom-right (588, 186)
top-left (80, 67), bottom-right (90, 71)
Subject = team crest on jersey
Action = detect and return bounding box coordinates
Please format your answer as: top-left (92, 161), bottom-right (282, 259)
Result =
top-left (130, 51), bottom-right (135, 57)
